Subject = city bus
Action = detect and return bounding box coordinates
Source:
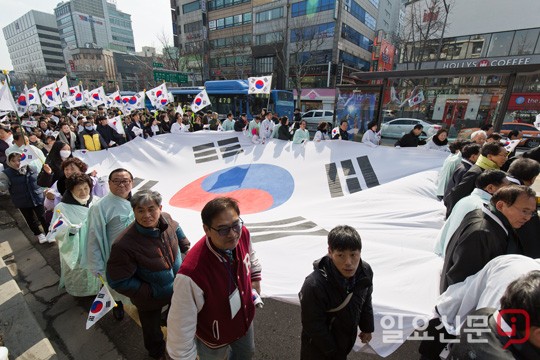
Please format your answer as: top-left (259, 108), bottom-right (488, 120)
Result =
top-left (168, 80), bottom-right (294, 120)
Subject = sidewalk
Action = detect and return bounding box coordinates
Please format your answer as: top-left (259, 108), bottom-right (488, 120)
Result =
top-left (0, 195), bottom-right (125, 360)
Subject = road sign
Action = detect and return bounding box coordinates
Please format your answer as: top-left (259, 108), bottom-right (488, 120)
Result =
top-left (152, 62), bottom-right (164, 68)
top-left (153, 70), bottom-right (188, 84)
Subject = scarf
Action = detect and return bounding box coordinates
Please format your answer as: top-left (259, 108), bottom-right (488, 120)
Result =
top-left (475, 154), bottom-right (499, 170)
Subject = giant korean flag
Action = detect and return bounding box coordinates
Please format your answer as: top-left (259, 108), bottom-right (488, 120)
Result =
top-left (76, 132), bottom-right (449, 357)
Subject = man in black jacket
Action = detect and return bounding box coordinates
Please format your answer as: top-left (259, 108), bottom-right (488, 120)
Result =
top-left (395, 124), bottom-right (426, 147)
top-left (441, 185), bottom-right (537, 293)
top-left (96, 116), bottom-right (124, 147)
top-left (444, 143), bottom-right (481, 199)
top-left (300, 225), bottom-right (373, 360)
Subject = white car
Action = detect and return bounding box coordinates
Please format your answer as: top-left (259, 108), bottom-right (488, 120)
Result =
top-left (301, 110), bottom-right (334, 132)
top-left (380, 118), bottom-right (441, 139)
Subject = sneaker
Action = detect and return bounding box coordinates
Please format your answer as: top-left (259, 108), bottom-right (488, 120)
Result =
top-left (37, 234), bottom-right (47, 244)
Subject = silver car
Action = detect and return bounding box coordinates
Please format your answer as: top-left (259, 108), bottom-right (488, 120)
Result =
top-left (301, 110), bottom-right (334, 132)
top-left (380, 118), bottom-right (440, 139)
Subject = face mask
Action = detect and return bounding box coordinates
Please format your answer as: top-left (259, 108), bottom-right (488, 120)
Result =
top-left (85, 126), bottom-right (93, 131)
top-left (60, 150), bottom-right (71, 159)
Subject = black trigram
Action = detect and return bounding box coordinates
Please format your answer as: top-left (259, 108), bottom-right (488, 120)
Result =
top-left (325, 156), bottom-right (379, 198)
top-left (132, 177), bottom-right (159, 191)
top-left (246, 216), bottom-right (328, 243)
top-left (192, 137), bottom-right (243, 164)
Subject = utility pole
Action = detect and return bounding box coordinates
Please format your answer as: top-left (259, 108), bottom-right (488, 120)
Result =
top-left (284, 0), bottom-right (291, 90)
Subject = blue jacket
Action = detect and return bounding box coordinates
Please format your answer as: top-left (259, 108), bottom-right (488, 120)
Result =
top-left (3, 165), bottom-right (44, 208)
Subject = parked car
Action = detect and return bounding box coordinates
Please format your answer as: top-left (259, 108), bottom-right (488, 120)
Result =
top-left (301, 110), bottom-right (334, 132)
top-left (500, 122), bottom-right (540, 148)
top-left (380, 118), bottom-right (441, 139)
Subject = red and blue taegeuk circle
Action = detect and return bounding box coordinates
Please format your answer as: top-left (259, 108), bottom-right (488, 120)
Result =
top-left (52, 220), bottom-right (64, 229)
top-left (20, 153), bottom-right (27, 161)
top-left (92, 93), bottom-right (100, 100)
top-left (156, 90), bottom-right (163, 98)
top-left (194, 97), bottom-right (202, 106)
top-left (160, 99), bottom-right (168, 105)
top-left (17, 95), bottom-right (27, 106)
top-left (75, 93), bottom-right (83, 101)
top-left (45, 91), bottom-right (54, 100)
top-left (255, 80), bottom-right (265, 89)
top-left (28, 93), bottom-right (34, 100)
top-left (128, 96), bottom-right (137, 104)
top-left (170, 164), bottom-right (294, 214)
top-left (90, 300), bottom-right (103, 313)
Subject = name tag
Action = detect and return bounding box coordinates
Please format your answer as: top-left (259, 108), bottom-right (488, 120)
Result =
top-left (229, 288), bottom-right (241, 319)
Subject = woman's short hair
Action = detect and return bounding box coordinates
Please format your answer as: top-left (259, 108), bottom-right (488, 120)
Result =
top-left (61, 157), bottom-right (88, 173)
top-left (317, 121), bottom-right (328, 131)
top-left (65, 173), bottom-right (93, 192)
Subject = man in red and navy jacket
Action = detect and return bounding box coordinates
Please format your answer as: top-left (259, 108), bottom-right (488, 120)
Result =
top-left (167, 197), bottom-right (262, 360)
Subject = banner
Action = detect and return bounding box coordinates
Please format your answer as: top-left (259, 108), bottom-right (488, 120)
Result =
top-left (75, 132), bottom-right (449, 357)
top-left (86, 284), bottom-right (117, 329)
top-left (190, 89), bottom-right (211, 113)
top-left (248, 76), bottom-right (272, 94)
top-left (146, 83), bottom-right (169, 108)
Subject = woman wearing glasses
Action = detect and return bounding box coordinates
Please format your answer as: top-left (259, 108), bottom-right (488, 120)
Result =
top-left (167, 197), bottom-right (262, 360)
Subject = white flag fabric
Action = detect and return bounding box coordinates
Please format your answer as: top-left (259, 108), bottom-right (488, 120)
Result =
top-left (0, 82), bottom-right (18, 113)
top-left (175, 104), bottom-right (184, 117)
top-left (55, 76), bottom-right (70, 100)
top-left (74, 132), bottom-right (451, 357)
top-left (19, 145), bottom-right (43, 167)
top-left (26, 87), bottom-right (40, 106)
top-left (191, 89), bottom-right (211, 113)
top-left (108, 91), bottom-right (122, 108)
top-left (167, 91), bottom-right (174, 105)
top-left (45, 211), bottom-right (71, 242)
top-left (146, 83), bottom-right (169, 108)
top-left (408, 90), bottom-right (425, 107)
top-left (39, 82), bottom-right (62, 107)
top-left (502, 139), bottom-right (520, 154)
top-left (66, 85), bottom-right (85, 108)
top-left (16, 85), bottom-right (30, 115)
top-left (87, 86), bottom-right (107, 108)
top-left (122, 91), bottom-right (146, 114)
top-left (86, 284), bottom-right (117, 329)
top-left (390, 86), bottom-right (401, 104)
top-left (107, 116), bottom-right (125, 135)
top-left (248, 76), bottom-right (272, 94)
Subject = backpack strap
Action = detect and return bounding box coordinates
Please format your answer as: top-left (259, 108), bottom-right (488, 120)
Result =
top-left (327, 292), bottom-right (353, 313)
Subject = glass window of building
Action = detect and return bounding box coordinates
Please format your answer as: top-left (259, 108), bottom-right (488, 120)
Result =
top-left (487, 31), bottom-right (514, 57)
top-left (183, 1), bottom-right (201, 14)
top-left (256, 7), bottom-right (283, 23)
top-left (510, 28), bottom-right (540, 56)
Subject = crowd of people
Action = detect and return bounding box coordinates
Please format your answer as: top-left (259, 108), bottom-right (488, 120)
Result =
top-left (0, 103), bottom-right (540, 360)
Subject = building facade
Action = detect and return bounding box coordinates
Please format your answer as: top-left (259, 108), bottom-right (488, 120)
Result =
top-left (106, 1), bottom-right (136, 53)
top-left (64, 46), bottom-right (117, 91)
top-left (393, 0), bottom-right (540, 127)
top-left (2, 10), bottom-right (66, 79)
top-left (171, 0), bottom-right (378, 109)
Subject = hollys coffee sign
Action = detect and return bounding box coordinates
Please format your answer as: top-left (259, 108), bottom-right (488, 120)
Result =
top-left (441, 56), bottom-right (533, 69)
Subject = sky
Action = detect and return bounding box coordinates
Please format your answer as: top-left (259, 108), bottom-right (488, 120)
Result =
top-left (0, 0), bottom-right (172, 70)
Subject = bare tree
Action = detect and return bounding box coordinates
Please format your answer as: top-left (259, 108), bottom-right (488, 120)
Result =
top-left (156, 30), bottom-right (182, 71)
top-left (181, 41), bottom-right (205, 85)
top-left (399, 0), bottom-right (454, 70)
top-left (271, 13), bottom-right (329, 107)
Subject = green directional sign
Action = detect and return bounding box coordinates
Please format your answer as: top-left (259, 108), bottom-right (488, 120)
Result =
top-left (152, 62), bottom-right (164, 68)
top-left (153, 70), bottom-right (188, 84)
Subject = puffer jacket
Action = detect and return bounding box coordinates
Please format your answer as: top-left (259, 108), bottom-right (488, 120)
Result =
top-left (299, 256), bottom-right (374, 360)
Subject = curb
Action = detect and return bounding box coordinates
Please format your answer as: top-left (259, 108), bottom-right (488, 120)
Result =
top-left (0, 256), bottom-right (57, 360)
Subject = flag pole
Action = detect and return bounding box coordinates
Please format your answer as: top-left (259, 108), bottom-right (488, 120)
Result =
top-left (96, 274), bottom-right (118, 309)
top-left (265, 74), bottom-right (273, 112)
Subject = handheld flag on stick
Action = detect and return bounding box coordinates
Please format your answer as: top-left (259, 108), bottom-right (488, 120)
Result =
top-left (191, 89), bottom-right (211, 113)
top-left (86, 281), bottom-right (117, 329)
top-left (45, 210), bottom-right (71, 242)
top-left (248, 76), bottom-right (272, 94)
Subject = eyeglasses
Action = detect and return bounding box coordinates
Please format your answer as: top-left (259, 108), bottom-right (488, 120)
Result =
top-left (513, 206), bottom-right (537, 218)
top-left (110, 179), bottom-right (132, 185)
top-left (209, 219), bottom-right (243, 236)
